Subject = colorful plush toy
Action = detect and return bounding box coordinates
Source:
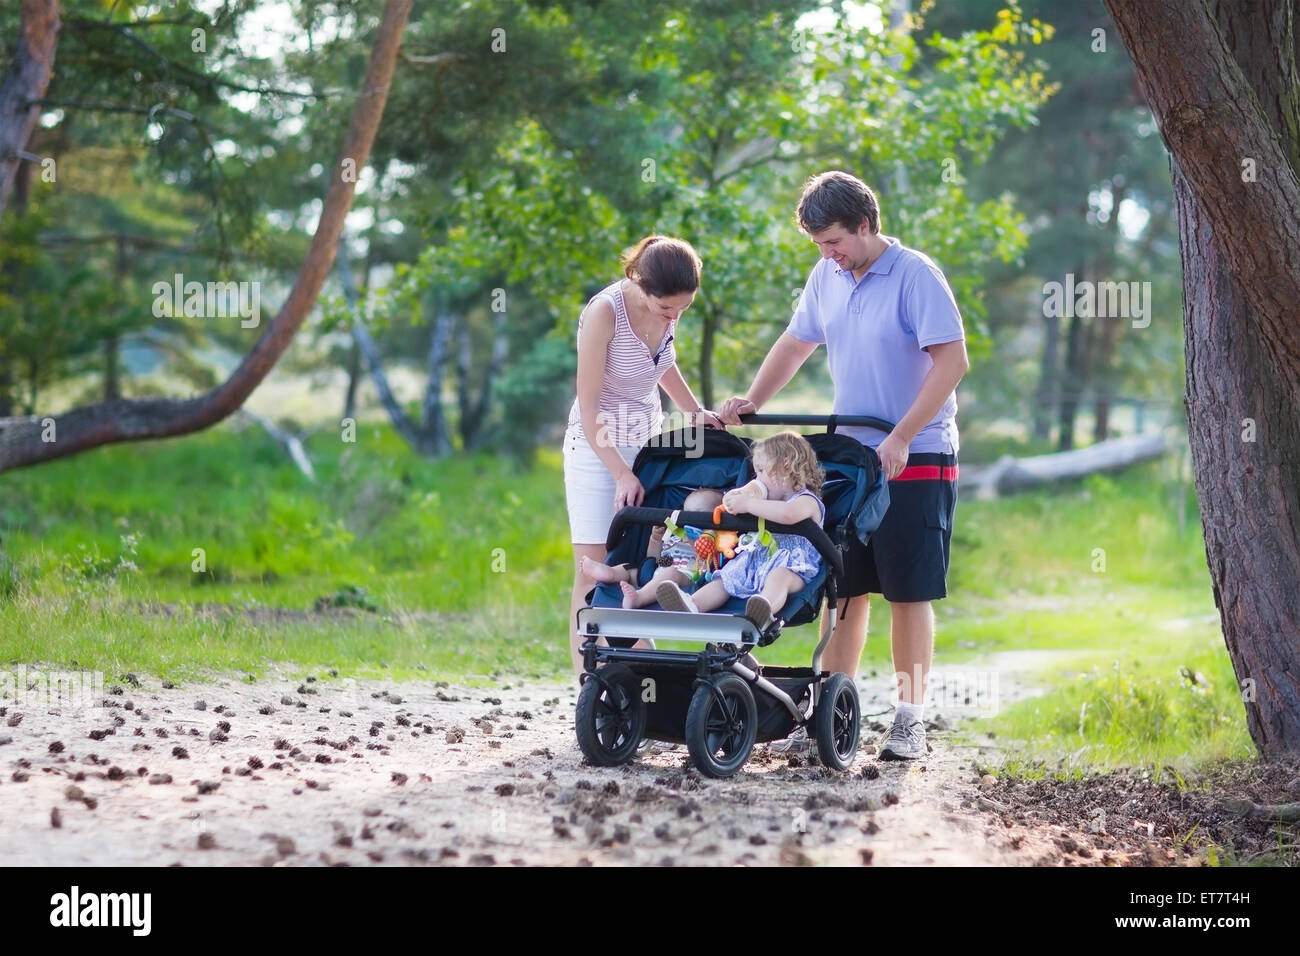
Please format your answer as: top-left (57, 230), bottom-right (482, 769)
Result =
top-left (659, 506), bottom-right (751, 584)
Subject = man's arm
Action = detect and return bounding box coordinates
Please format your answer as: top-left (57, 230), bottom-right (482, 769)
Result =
top-left (876, 339), bottom-right (970, 478)
top-left (718, 333), bottom-right (819, 424)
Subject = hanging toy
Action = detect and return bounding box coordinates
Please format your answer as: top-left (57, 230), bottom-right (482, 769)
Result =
top-left (692, 529), bottom-right (720, 573)
top-left (707, 505), bottom-right (739, 559)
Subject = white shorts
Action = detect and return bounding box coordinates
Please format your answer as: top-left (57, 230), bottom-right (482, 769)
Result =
top-left (563, 426), bottom-right (644, 545)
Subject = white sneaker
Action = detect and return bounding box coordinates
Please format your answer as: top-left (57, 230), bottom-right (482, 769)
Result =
top-left (656, 580), bottom-right (699, 613)
top-left (768, 725), bottom-right (812, 755)
top-left (744, 595), bottom-right (773, 631)
top-left (878, 712), bottom-right (927, 760)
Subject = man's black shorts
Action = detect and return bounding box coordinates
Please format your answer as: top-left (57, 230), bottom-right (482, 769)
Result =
top-left (844, 451), bottom-right (958, 603)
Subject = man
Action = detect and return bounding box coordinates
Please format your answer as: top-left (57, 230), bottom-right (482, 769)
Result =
top-left (719, 170), bottom-right (969, 760)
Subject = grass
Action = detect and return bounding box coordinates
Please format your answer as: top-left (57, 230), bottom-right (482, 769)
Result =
top-left (0, 422), bottom-right (571, 683)
top-left (0, 420), bottom-right (1255, 775)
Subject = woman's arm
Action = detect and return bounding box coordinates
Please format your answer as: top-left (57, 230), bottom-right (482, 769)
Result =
top-left (575, 300), bottom-right (636, 478)
top-left (657, 364), bottom-right (700, 415)
top-left (659, 363), bottom-right (722, 427)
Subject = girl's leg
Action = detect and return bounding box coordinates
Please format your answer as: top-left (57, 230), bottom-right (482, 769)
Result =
top-left (655, 576), bottom-right (730, 613)
top-left (760, 567), bottom-right (806, 617)
top-left (745, 567), bottom-right (805, 630)
top-left (580, 555), bottom-right (634, 585)
top-left (621, 579), bottom-right (653, 609)
top-left (686, 578), bottom-right (731, 612)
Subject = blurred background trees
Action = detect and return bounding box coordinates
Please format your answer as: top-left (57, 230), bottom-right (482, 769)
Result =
top-left (1, 0), bottom-right (1182, 466)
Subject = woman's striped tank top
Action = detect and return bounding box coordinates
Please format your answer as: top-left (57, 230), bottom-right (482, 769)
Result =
top-left (566, 279), bottom-right (677, 446)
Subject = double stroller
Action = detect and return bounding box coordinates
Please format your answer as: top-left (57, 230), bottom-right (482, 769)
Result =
top-left (574, 414), bottom-right (892, 778)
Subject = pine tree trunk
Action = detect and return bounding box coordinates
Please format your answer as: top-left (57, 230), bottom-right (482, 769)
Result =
top-left (421, 307), bottom-right (455, 456)
top-left (699, 305), bottom-right (717, 411)
top-left (1032, 309), bottom-right (1059, 442)
top-left (1092, 314), bottom-right (1119, 441)
top-left (1057, 264), bottom-right (1090, 451)
top-left (0, 0), bottom-right (60, 218)
top-left (1105, 0), bottom-right (1300, 757)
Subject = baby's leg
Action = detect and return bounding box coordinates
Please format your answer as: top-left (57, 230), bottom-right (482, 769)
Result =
top-left (580, 555), bottom-right (633, 585)
top-left (622, 567), bottom-right (685, 609)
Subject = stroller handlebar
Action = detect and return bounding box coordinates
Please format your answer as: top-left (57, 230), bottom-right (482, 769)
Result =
top-left (737, 413), bottom-right (897, 433)
top-left (606, 507), bottom-right (845, 580)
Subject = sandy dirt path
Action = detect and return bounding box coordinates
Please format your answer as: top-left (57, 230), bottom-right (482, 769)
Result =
top-left (0, 663), bottom-right (1112, 866)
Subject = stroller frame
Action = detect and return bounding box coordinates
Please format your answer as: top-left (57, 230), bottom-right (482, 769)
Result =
top-left (574, 414), bottom-right (894, 778)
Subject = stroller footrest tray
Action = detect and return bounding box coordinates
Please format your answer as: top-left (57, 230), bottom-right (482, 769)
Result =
top-left (577, 606), bottom-right (761, 645)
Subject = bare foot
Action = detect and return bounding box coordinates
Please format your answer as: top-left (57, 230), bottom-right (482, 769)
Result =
top-left (581, 556), bottom-right (628, 584)
top-left (620, 581), bottom-right (641, 609)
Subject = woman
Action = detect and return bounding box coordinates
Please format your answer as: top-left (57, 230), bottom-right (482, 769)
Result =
top-left (564, 235), bottom-right (721, 676)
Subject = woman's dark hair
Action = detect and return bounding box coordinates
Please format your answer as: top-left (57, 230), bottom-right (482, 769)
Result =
top-left (621, 235), bottom-right (702, 298)
top-left (795, 170), bottom-right (880, 236)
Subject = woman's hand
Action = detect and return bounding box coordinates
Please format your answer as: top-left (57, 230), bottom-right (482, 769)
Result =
top-left (613, 470), bottom-right (646, 510)
top-left (691, 409), bottom-right (724, 430)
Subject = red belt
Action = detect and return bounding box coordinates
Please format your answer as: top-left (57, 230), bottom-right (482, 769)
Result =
top-left (891, 464), bottom-right (959, 482)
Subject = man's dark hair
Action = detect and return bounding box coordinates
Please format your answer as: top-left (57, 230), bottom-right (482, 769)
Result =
top-left (796, 170), bottom-right (880, 235)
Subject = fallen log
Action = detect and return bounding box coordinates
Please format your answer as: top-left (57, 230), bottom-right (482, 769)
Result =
top-left (1219, 799), bottom-right (1300, 822)
top-left (959, 432), bottom-right (1170, 499)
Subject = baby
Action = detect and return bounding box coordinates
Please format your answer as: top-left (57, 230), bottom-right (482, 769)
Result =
top-left (580, 488), bottom-right (725, 609)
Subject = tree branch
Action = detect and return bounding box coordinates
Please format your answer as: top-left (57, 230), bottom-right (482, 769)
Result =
top-left (0, 0), bottom-right (414, 472)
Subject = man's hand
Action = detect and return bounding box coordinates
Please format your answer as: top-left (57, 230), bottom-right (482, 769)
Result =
top-left (718, 397), bottom-right (756, 425)
top-left (876, 431), bottom-right (910, 481)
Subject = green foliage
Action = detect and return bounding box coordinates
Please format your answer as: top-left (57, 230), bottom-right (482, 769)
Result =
top-left (0, 548), bottom-right (18, 604)
top-left (923, 0), bottom-right (1184, 435)
top-left (314, 584), bottom-right (381, 614)
top-left (365, 0), bottom-right (1053, 446)
top-left (986, 644), bottom-right (1253, 777)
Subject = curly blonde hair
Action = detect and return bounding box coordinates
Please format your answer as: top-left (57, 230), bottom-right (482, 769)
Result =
top-left (752, 431), bottom-right (823, 496)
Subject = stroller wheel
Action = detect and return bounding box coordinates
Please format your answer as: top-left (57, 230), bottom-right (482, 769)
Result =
top-left (575, 664), bottom-right (647, 767)
top-left (814, 673), bottom-right (861, 770)
top-left (685, 674), bottom-right (757, 778)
